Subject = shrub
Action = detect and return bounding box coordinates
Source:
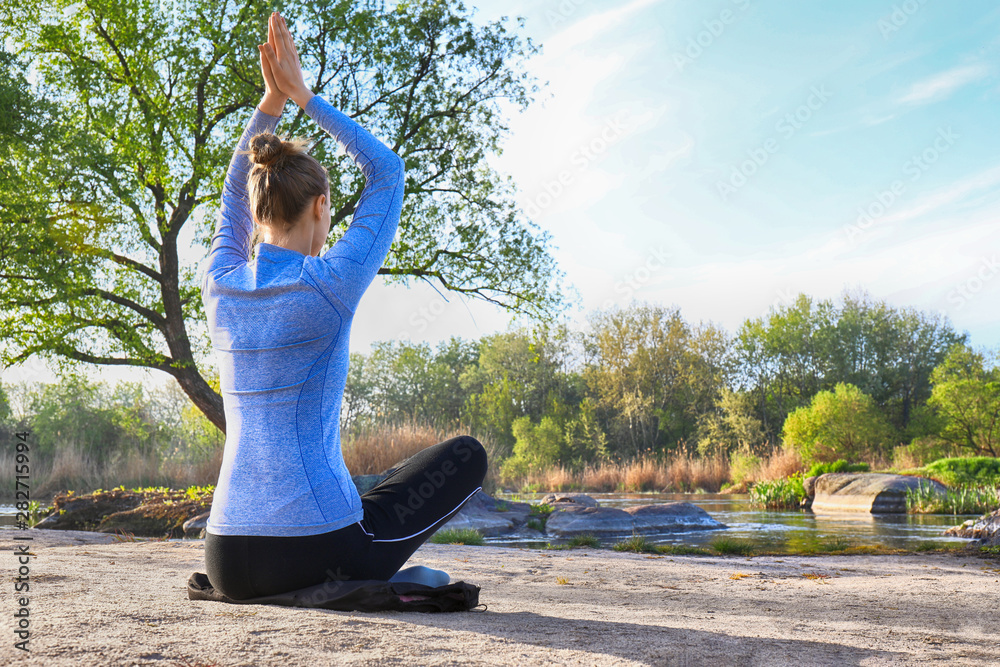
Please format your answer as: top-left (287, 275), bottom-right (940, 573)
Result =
top-left (782, 383), bottom-right (897, 465)
top-left (804, 459), bottom-right (870, 478)
top-left (920, 456), bottom-right (1000, 487)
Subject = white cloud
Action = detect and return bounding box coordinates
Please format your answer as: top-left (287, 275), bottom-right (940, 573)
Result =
top-left (897, 63), bottom-right (990, 105)
top-left (537, 0), bottom-right (664, 63)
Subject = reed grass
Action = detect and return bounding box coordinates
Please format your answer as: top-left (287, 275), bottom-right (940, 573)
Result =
top-left (503, 446), bottom-right (731, 493)
top-left (906, 479), bottom-right (1000, 515)
top-left (341, 421), bottom-right (447, 475)
top-left (749, 475), bottom-right (807, 509)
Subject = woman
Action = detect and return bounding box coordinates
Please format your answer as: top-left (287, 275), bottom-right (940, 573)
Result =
top-left (201, 12), bottom-right (487, 601)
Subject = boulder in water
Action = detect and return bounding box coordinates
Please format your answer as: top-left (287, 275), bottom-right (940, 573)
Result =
top-left (810, 473), bottom-right (944, 514)
top-left (539, 493), bottom-right (598, 509)
top-left (945, 508), bottom-right (1000, 546)
top-left (544, 506), bottom-right (635, 538)
top-left (624, 503), bottom-right (726, 532)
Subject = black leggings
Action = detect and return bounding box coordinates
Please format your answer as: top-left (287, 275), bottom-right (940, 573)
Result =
top-left (204, 435), bottom-right (488, 600)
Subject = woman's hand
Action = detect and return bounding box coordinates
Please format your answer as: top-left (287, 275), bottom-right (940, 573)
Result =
top-left (258, 13), bottom-right (287, 116)
top-left (261, 12), bottom-right (314, 110)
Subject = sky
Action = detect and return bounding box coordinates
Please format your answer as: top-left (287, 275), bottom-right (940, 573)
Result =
top-left (5, 0), bottom-right (1000, 392)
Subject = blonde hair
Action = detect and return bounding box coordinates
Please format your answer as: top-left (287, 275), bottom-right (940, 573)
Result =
top-left (240, 132), bottom-right (328, 250)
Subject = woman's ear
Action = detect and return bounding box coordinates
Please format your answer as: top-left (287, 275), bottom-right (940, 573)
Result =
top-left (313, 193), bottom-right (326, 223)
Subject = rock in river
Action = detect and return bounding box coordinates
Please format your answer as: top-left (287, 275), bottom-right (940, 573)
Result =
top-left (945, 507), bottom-right (1000, 546)
top-left (544, 506), bottom-right (635, 538)
top-left (624, 503), bottom-right (726, 533)
top-left (435, 490), bottom-right (532, 537)
top-left (810, 473), bottom-right (945, 514)
top-left (545, 502), bottom-right (725, 538)
top-left (539, 493), bottom-right (599, 508)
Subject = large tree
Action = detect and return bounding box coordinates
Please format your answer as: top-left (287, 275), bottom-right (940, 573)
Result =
top-left (928, 344), bottom-right (1000, 457)
top-left (0, 0), bottom-right (564, 432)
top-left (735, 290), bottom-right (964, 440)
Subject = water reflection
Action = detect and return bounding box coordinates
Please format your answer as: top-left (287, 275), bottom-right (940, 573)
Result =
top-left (494, 492), bottom-right (978, 549)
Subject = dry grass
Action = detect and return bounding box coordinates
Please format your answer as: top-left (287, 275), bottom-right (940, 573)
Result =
top-left (341, 421), bottom-right (504, 493)
top-left (341, 421), bottom-right (450, 475)
top-left (503, 446), bottom-right (732, 493)
top-left (723, 445), bottom-right (805, 492)
top-left (161, 447), bottom-right (226, 488)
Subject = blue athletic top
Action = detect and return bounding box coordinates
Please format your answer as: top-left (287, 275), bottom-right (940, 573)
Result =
top-left (201, 95), bottom-right (404, 537)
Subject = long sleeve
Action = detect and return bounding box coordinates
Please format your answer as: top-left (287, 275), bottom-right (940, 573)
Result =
top-left (204, 106), bottom-right (283, 287)
top-left (304, 94), bottom-right (405, 312)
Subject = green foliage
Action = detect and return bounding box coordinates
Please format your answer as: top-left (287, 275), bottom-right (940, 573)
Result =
top-left (462, 324), bottom-right (583, 454)
top-left (524, 502), bottom-right (555, 532)
top-left (584, 303), bottom-right (731, 457)
top-left (919, 457), bottom-right (1000, 487)
top-left (28, 370), bottom-right (171, 463)
top-left (501, 416), bottom-right (564, 480)
top-left (749, 474), bottom-right (807, 509)
top-left (736, 290), bottom-right (963, 441)
top-left (727, 446), bottom-right (763, 488)
top-left (906, 479), bottom-right (999, 515)
top-left (709, 537), bottom-right (756, 556)
top-left (613, 535), bottom-right (659, 553)
top-left (782, 383), bottom-right (897, 465)
top-left (927, 345), bottom-right (1000, 456)
top-left (0, 0), bottom-right (565, 435)
top-left (566, 534), bottom-right (600, 548)
top-left (804, 459), bottom-right (870, 478)
top-left (429, 528), bottom-right (484, 546)
top-left (696, 387), bottom-right (768, 456)
top-left (892, 435), bottom-right (962, 469)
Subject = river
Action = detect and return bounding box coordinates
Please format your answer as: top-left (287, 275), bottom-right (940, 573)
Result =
top-left (0, 492), bottom-right (980, 548)
top-left (491, 492), bottom-right (978, 549)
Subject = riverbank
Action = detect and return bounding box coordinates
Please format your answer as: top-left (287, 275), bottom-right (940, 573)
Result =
top-left (2, 527), bottom-right (999, 665)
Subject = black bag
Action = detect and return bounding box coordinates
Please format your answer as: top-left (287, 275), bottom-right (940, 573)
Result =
top-left (186, 572), bottom-right (483, 613)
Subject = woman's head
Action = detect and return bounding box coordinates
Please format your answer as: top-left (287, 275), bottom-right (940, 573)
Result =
top-left (243, 132), bottom-right (329, 253)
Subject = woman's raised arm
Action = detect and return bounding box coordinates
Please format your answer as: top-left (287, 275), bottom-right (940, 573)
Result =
top-left (203, 17), bottom-right (288, 286)
top-left (262, 12), bottom-right (405, 312)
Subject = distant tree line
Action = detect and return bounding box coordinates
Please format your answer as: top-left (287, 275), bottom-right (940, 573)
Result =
top-left (341, 289), bottom-right (998, 471)
top-left (2, 289), bottom-right (996, 483)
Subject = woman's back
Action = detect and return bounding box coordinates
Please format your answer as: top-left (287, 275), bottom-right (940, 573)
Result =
top-left (201, 95), bottom-right (404, 538)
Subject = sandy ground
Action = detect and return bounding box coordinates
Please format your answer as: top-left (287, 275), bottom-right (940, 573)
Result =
top-left (1, 527), bottom-right (999, 666)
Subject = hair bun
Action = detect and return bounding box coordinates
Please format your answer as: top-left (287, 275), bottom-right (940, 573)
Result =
top-left (249, 133), bottom-right (284, 168)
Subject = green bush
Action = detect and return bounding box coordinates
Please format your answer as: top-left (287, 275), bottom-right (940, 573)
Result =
top-left (782, 383), bottom-right (897, 465)
top-left (804, 459), bottom-right (870, 478)
top-left (919, 456), bottom-right (1000, 487)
